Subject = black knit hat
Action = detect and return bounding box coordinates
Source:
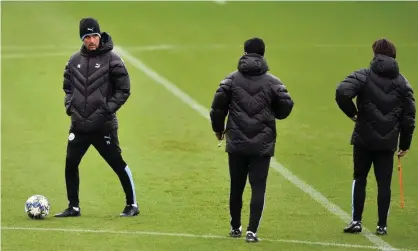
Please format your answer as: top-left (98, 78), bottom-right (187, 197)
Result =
top-left (79, 17), bottom-right (101, 40)
top-left (244, 37), bottom-right (265, 56)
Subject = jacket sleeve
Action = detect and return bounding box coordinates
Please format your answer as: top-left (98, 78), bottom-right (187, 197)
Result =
top-left (335, 69), bottom-right (367, 119)
top-left (63, 59), bottom-right (73, 116)
top-left (271, 78), bottom-right (294, 120)
top-left (210, 77), bottom-right (232, 133)
top-left (105, 53), bottom-right (131, 114)
top-left (399, 82), bottom-right (416, 150)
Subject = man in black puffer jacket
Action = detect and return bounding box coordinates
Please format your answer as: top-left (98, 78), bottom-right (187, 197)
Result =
top-left (55, 18), bottom-right (139, 218)
top-left (210, 37), bottom-right (294, 242)
top-left (336, 39), bottom-right (415, 235)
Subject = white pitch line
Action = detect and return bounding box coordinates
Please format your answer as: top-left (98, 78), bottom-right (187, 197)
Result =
top-left (0, 45), bottom-right (177, 52)
top-left (113, 45), bottom-right (396, 251)
top-left (1, 45), bottom-right (179, 60)
top-left (213, 0), bottom-right (227, 4)
top-left (127, 44), bottom-right (228, 51)
top-left (1, 44), bottom-right (226, 51)
top-left (1, 45), bottom-right (79, 50)
top-left (2, 44), bottom-right (230, 60)
top-left (3, 43), bottom-right (418, 60)
top-left (2, 52), bottom-right (71, 59)
top-left (2, 226), bottom-right (411, 250)
top-left (2, 43), bottom-right (418, 52)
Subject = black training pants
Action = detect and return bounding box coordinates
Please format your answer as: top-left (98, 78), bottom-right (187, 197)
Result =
top-left (352, 146), bottom-right (394, 227)
top-left (228, 153), bottom-right (271, 233)
top-left (65, 129), bottom-right (136, 207)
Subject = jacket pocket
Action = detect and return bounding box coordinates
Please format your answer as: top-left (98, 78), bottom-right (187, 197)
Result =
top-left (66, 94), bottom-right (75, 116)
top-left (70, 109), bottom-right (83, 126)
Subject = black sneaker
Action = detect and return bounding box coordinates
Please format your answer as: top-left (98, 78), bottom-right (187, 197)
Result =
top-left (376, 226), bottom-right (387, 235)
top-left (229, 226), bottom-right (242, 238)
top-left (245, 231), bottom-right (259, 243)
top-left (343, 221), bottom-right (362, 233)
top-left (54, 207), bottom-right (81, 217)
top-left (119, 205), bottom-right (139, 217)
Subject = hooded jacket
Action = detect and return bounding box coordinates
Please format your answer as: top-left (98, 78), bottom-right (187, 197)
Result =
top-left (63, 32), bottom-right (130, 133)
top-left (336, 54), bottom-right (415, 151)
top-left (210, 53), bottom-right (294, 156)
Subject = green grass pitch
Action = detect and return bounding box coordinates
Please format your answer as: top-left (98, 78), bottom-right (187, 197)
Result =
top-left (2, 1), bottom-right (418, 250)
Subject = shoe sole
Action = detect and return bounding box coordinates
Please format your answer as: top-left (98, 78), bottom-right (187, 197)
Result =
top-left (343, 228), bottom-right (362, 234)
top-left (119, 211), bottom-right (140, 217)
top-left (54, 214), bottom-right (81, 217)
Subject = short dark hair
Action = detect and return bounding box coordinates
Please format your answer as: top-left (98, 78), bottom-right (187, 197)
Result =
top-left (372, 38), bottom-right (396, 59)
top-left (244, 37), bottom-right (265, 56)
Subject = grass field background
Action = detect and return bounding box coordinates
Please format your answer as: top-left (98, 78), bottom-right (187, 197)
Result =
top-left (2, 1), bottom-right (418, 251)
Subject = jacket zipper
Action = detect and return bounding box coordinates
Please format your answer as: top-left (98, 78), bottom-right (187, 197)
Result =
top-left (85, 57), bottom-right (90, 109)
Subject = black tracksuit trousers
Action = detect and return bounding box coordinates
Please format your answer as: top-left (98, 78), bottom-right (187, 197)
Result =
top-left (65, 129), bottom-right (136, 208)
top-left (352, 146), bottom-right (394, 227)
top-left (228, 153), bottom-right (271, 233)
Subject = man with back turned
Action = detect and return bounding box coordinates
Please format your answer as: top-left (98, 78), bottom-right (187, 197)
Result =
top-left (336, 38), bottom-right (415, 235)
top-left (210, 37), bottom-right (294, 242)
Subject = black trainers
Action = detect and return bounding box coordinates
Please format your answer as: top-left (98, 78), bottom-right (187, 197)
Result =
top-left (54, 207), bottom-right (81, 217)
top-left (119, 204), bottom-right (139, 217)
top-left (229, 226), bottom-right (242, 238)
top-left (245, 231), bottom-right (259, 243)
top-left (343, 221), bottom-right (362, 233)
top-left (376, 226), bottom-right (387, 235)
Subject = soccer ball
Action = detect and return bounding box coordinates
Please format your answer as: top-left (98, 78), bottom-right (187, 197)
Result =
top-left (25, 195), bottom-right (50, 219)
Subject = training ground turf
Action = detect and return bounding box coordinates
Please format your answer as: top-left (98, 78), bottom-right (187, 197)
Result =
top-left (2, 1), bottom-right (418, 251)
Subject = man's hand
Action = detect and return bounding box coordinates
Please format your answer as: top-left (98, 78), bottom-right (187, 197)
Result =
top-left (65, 105), bottom-right (72, 116)
top-left (397, 149), bottom-right (408, 157)
top-left (215, 132), bottom-right (224, 141)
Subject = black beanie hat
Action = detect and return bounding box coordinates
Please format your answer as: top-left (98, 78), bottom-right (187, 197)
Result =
top-left (244, 37), bottom-right (265, 56)
top-left (79, 17), bottom-right (101, 40)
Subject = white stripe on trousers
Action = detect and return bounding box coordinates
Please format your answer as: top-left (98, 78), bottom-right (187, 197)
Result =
top-left (124, 166), bottom-right (137, 205)
top-left (351, 180), bottom-right (356, 221)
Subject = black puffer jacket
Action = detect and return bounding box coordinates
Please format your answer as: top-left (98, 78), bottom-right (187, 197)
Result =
top-left (336, 54), bottom-right (416, 151)
top-left (210, 53), bottom-right (294, 157)
top-left (63, 32), bottom-right (130, 133)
